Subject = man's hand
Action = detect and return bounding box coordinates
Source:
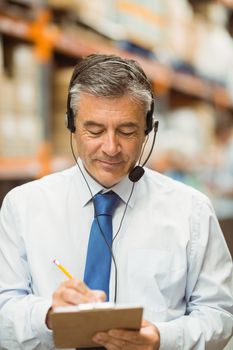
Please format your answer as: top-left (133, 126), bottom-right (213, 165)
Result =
top-left (46, 278), bottom-right (106, 329)
top-left (92, 319), bottom-right (160, 350)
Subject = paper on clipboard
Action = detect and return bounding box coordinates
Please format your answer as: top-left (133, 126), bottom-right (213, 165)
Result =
top-left (51, 303), bottom-right (143, 348)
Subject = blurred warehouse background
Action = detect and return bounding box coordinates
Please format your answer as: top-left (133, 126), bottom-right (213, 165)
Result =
top-left (0, 0), bottom-right (233, 260)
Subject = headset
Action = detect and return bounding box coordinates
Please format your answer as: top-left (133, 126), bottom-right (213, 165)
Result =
top-left (66, 56), bottom-right (154, 134)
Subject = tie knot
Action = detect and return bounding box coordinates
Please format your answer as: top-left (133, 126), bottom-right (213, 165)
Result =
top-left (94, 191), bottom-right (120, 217)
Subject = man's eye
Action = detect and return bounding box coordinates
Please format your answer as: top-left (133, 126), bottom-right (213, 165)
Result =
top-left (119, 130), bottom-right (135, 136)
top-left (88, 129), bottom-right (103, 136)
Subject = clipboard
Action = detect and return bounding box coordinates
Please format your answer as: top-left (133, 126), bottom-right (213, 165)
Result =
top-left (51, 303), bottom-right (143, 348)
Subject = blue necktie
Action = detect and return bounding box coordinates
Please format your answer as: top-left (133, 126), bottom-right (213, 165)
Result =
top-left (84, 191), bottom-right (120, 300)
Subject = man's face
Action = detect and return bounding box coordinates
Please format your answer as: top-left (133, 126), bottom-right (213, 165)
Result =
top-left (74, 93), bottom-right (146, 188)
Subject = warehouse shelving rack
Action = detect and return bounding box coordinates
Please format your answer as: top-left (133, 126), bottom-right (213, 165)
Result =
top-left (0, 4), bottom-right (232, 184)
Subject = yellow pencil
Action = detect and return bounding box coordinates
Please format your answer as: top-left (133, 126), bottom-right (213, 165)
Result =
top-left (53, 259), bottom-right (73, 279)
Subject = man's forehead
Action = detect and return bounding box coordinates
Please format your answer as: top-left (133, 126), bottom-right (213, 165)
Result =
top-left (78, 92), bottom-right (143, 106)
top-left (83, 120), bottom-right (140, 128)
top-left (77, 94), bottom-right (143, 114)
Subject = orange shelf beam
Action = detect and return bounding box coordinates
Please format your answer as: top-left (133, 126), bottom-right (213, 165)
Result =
top-left (0, 157), bottom-right (40, 179)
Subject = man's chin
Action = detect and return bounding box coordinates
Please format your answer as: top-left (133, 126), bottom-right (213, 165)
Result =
top-left (95, 170), bottom-right (126, 188)
top-left (97, 176), bottom-right (122, 188)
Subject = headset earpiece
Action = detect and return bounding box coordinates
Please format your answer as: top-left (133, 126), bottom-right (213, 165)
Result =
top-left (66, 110), bottom-right (76, 133)
top-left (145, 100), bottom-right (154, 135)
top-left (66, 86), bottom-right (76, 133)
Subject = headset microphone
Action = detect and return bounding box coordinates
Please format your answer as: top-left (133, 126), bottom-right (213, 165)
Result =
top-left (128, 120), bottom-right (159, 182)
top-left (128, 165), bottom-right (145, 183)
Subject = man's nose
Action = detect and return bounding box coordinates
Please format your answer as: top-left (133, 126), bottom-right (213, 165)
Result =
top-left (101, 133), bottom-right (120, 156)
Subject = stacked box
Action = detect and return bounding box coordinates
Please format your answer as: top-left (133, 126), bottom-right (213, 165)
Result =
top-left (0, 77), bottom-right (16, 157)
top-left (74, 0), bottom-right (124, 40)
top-left (52, 67), bottom-right (73, 156)
top-left (47, 0), bottom-right (77, 10)
top-left (0, 44), bottom-right (43, 157)
top-left (75, 0), bottom-right (168, 49)
top-left (192, 5), bottom-right (233, 85)
top-left (116, 0), bottom-right (168, 50)
top-left (164, 0), bottom-right (195, 65)
top-left (0, 35), bottom-right (3, 77)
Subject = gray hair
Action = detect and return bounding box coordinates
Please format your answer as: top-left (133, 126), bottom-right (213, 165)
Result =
top-left (69, 54), bottom-right (153, 118)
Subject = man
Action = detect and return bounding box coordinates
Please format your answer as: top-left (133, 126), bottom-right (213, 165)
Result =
top-left (0, 54), bottom-right (232, 350)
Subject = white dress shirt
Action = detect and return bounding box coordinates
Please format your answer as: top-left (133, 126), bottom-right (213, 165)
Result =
top-left (208, 139), bottom-right (233, 219)
top-left (0, 163), bottom-right (232, 350)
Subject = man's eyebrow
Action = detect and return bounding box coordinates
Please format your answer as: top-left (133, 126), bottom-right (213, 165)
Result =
top-left (118, 122), bottom-right (139, 128)
top-left (83, 121), bottom-right (139, 128)
top-left (83, 121), bottom-right (104, 127)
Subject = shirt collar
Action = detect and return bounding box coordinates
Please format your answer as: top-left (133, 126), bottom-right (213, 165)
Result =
top-left (74, 159), bottom-right (137, 208)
